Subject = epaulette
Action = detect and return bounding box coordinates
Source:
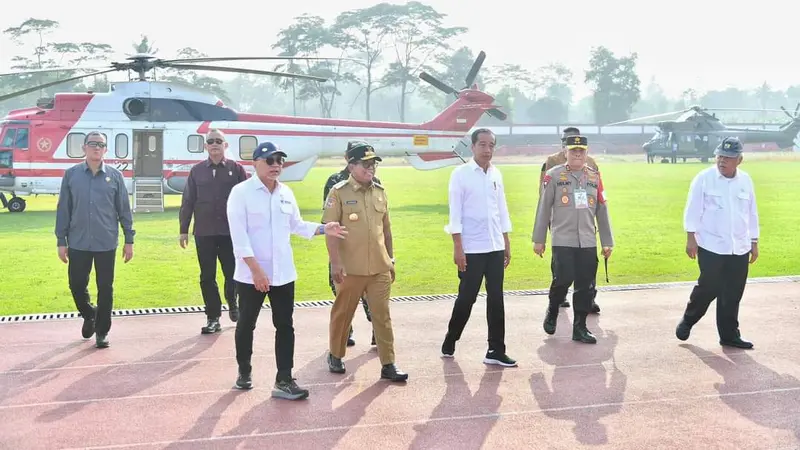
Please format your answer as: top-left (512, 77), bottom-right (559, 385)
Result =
top-left (331, 180), bottom-right (349, 190)
top-left (372, 181), bottom-right (385, 190)
top-left (584, 165), bottom-right (598, 173)
top-left (545, 163), bottom-right (566, 176)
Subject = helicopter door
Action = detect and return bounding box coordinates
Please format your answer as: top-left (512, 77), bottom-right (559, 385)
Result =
top-left (132, 130), bottom-right (164, 178)
top-left (0, 125), bottom-right (30, 188)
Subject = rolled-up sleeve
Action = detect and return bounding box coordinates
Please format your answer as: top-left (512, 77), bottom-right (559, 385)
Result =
top-left (445, 169), bottom-right (463, 234)
top-left (683, 174), bottom-right (704, 233)
top-left (227, 186), bottom-right (254, 259)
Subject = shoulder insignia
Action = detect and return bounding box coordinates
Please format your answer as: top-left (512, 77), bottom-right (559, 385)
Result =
top-left (542, 174), bottom-right (552, 187)
top-left (372, 182), bottom-right (384, 190)
top-left (332, 180), bottom-right (348, 190)
top-left (546, 164), bottom-right (566, 177)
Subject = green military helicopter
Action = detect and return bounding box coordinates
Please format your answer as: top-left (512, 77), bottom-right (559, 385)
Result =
top-left (606, 104), bottom-right (800, 163)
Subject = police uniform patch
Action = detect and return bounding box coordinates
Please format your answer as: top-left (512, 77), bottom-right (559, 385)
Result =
top-left (345, 200), bottom-right (357, 204)
top-left (589, 196), bottom-right (595, 206)
top-left (561, 195), bottom-right (569, 204)
top-left (349, 213), bottom-right (359, 221)
top-left (324, 196), bottom-right (334, 209)
top-left (542, 174), bottom-right (552, 187)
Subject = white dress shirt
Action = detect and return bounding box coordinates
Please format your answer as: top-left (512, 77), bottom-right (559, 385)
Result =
top-left (683, 166), bottom-right (760, 256)
top-left (226, 176), bottom-right (321, 286)
top-left (445, 158), bottom-right (512, 254)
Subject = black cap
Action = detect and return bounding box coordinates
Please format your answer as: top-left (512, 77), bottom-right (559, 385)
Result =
top-left (564, 135), bottom-right (588, 149)
top-left (715, 137), bottom-right (743, 158)
top-left (347, 142), bottom-right (382, 163)
top-left (252, 141), bottom-right (287, 161)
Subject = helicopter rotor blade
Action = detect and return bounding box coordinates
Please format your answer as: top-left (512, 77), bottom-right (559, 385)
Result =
top-left (419, 71), bottom-right (458, 95)
top-left (604, 109), bottom-right (691, 126)
top-left (0, 65), bottom-right (112, 77)
top-left (794, 102), bottom-right (799, 117)
top-left (161, 63), bottom-right (328, 82)
top-left (486, 108), bottom-right (507, 121)
top-left (0, 68), bottom-right (118, 103)
top-left (159, 56), bottom-right (363, 65)
top-left (463, 51), bottom-right (486, 88)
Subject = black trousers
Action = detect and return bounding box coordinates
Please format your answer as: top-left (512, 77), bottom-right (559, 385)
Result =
top-left (550, 253), bottom-right (598, 302)
top-left (445, 250), bottom-right (506, 354)
top-left (682, 247), bottom-right (750, 340)
top-left (68, 248), bottom-right (116, 335)
top-left (328, 262), bottom-right (371, 322)
top-left (235, 281), bottom-right (295, 381)
top-left (549, 246), bottom-right (598, 314)
top-left (195, 235), bottom-right (236, 319)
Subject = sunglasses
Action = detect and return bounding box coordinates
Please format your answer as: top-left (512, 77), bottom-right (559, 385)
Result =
top-left (358, 160), bottom-right (377, 169)
top-left (257, 155), bottom-right (284, 166)
top-left (86, 141), bottom-right (107, 148)
top-left (206, 138), bottom-right (224, 145)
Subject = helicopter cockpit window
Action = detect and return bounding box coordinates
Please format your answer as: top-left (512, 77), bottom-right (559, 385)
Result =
top-left (14, 128), bottom-right (29, 149)
top-left (0, 151), bottom-right (12, 168)
top-left (1, 129), bottom-right (16, 148)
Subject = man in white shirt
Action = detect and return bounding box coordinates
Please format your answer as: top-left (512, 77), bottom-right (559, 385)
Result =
top-left (677, 137), bottom-right (759, 349)
top-left (226, 142), bottom-right (348, 399)
top-left (441, 128), bottom-right (517, 367)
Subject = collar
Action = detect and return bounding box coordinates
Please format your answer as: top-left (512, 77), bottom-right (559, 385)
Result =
top-left (715, 166), bottom-right (738, 180)
top-left (468, 158), bottom-right (492, 172)
top-left (205, 157), bottom-right (226, 167)
top-left (347, 174), bottom-right (373, 191)
top-left (83, 161), bottom-right (105, 173)
top-left (251, 175), bottom-right (282, 193)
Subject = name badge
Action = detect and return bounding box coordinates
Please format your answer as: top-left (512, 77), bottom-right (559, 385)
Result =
top-left (574, 188), bottom-right (589, 209)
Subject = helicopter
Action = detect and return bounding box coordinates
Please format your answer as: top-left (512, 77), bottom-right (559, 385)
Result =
top-left (606, 104), bottom-right (800, 163)
top-left (0, 52), bottom-right (505, 213)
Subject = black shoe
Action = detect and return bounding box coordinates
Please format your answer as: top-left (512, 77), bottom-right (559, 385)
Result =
top-left (227, 302), bottom-right (239, 323)
top-left (235, 372), bottom-right (252, 390)
top-left (483, 350), bottom-right (518, 367)
top-left (590, 302), bottom-right (601, 314)
top-left (201, 318), bottom-right (221, 334)
top-left (347, 326), bottom-right (355, 347)
top-left (81, 315), bottom-right (95, 339)
top-left (441, 336), bottom-right (455, 357)
top-left (572, 315), bottom-right (597, 344)
top-left (676, 320), bottom-right (692, 341)
top-left (560, 300), bottom-right (570, 307)
top-left (720, 337), bottom-right (753, 349)
top-left (381, 363), bottom-right (409, 382)
top-left (543, 306), bottom-right (558, 335)
top-left (272, 377), bottom-right (309, 400)
top-left (95, 334), bottom-right (109, 348)
top-left (327, 352), bottom-right (346, 374)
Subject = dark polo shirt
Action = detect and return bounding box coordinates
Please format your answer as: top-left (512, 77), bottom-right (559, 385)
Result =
top-left (179, 158), bottom-right (248, 237)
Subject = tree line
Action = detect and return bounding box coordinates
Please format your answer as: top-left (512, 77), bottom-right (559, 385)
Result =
top-left (2, 10), bottom-right (799, 126)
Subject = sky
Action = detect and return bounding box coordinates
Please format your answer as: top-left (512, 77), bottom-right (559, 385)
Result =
top-left (1, 0), bottom-right (797, 102)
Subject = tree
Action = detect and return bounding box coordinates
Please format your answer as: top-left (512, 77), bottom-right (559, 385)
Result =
top-left (585, 46), bottom-right (641, 124)
top-left (332, 3), bottom-right (397, 120)
top-left (379, 1), bottom-right (467, 121)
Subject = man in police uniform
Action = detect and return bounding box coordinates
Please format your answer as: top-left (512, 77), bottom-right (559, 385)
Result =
top-left (533, 135), bottom-right (614, 344)
top-left (322, 143), bottom-right (408, 382)
top-left (322, 141), bottom-right (378, 347)
top-left (539, 126), bottom-right (601, 313)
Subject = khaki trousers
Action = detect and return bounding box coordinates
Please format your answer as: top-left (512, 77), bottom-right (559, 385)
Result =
top-left (330, 271), bottom-right (394, 365)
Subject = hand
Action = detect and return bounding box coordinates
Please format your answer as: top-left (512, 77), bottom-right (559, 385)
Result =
top-left (686, 235), bottom-right (698, 259)
top-left (750, 243), bottom-right (759, 264)
top-left (533, 243), bottom-right (545, 257)
top-left (179, 234), bottom-right (189, 249)
top-left (253, 267), bottom-right (270, 292)
top-left (453, 247), bottom-right (467, 272)
top-left (390, 266), bottom-right (396, 283)
top-left (331, 261), bottom-right (346, 284)
top-left (58, 246), bottom-right (68, 264)
top-left (324, 222), bottom-right (348, 239)
top-left (123, 244), bottom-right (134, 263)
top-left (602, 247), bottom-right (612, 259)
top-left (504, 248), bottom-right (511, 268)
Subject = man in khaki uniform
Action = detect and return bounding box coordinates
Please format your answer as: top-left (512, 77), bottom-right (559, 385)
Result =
top-left (539, 126), bottom-right (601, 313)
top-left (322, 143), bottom-right (408, 382)
top-left (533, 135), bottom-right (614, 344)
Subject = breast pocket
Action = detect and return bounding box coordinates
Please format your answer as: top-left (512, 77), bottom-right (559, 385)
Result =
top-left (704, 191), bottom-right (723, 210)
top-left (279, 202), bottom-right (293, 215)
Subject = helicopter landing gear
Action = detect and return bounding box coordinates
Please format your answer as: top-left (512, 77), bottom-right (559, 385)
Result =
top-left (0, 192), bottom-right (26, 213)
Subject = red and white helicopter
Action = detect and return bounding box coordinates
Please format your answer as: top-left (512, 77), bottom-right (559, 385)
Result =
top-left (0, 52), bottom-right (505, 213)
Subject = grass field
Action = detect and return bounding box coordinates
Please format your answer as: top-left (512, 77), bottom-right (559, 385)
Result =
top-left (1, 154), bottom-right (799, 316)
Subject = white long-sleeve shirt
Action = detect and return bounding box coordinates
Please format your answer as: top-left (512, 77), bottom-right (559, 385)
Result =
top-left (226, 176), bottom-right (322, 286)
top-left (444, 159), bottom-right (512, 254)
top-left (683, 166), bottom-right (760, 256)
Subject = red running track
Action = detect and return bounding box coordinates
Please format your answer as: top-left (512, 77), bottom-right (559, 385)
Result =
top-left (1, 281), bottom-right (799, 449)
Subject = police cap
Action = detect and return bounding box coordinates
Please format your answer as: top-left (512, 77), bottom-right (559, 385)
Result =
top-left (714, 137), bottom-right (743, 158)
top-left (347, 142), bottom-right (382, 163)
top-left (564, 135), bottom-right (588, 150)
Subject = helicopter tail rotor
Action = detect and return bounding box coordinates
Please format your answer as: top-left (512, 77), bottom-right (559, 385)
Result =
top-left (418, 50), bottom-right (507, 121)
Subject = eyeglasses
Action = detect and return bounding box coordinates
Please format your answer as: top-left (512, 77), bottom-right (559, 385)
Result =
top-left (86, 141), bottom-right (106, 148)
top-left (358, 160), bottom-right (377, 169)
top-left (257, 156), bottom-right (284, 166)
top-left (206, 138), bottom-right (224, 145)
